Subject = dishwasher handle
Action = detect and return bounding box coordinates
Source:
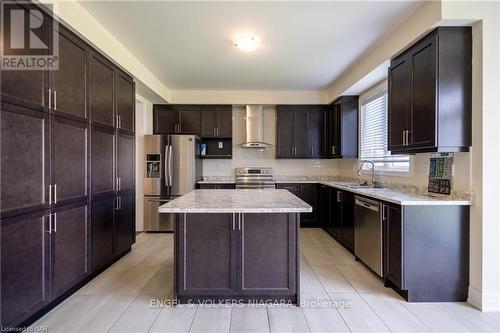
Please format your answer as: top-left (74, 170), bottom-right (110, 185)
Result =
top-left (355, 196), bottom-right (380, 212)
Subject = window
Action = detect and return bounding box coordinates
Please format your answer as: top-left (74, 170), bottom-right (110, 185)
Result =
top-left (359, 80), bottom-right (410, 172)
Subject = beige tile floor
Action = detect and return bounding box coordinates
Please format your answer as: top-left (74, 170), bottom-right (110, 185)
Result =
top-left (29, 228), bottom-right (500, 333)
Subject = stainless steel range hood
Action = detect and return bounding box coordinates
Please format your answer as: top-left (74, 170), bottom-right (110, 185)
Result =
top-left (237, 105), bottom-right (273, 148)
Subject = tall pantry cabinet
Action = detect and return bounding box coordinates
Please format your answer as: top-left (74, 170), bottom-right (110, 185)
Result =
top-left (0, 4), bottom-right (136, 328)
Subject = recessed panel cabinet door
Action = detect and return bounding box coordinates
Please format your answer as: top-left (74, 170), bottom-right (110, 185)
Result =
top-left (293, 109), bottom-right (311, 157)
top-left (1, 210), bottom-right (50, 327)
top-left (177, 213), bottom-right (237, 295)
top-left (91, 127), bottom-right (115, 196)
top-left (117, 134), bottom-right (135, 192)
top-left (90, 55), bottom-right (115, 127)
top-left (1, 104), bottom-right (49, 216)
top-left (178, 106), bottom-right (201, 134)
top-left (410, 36), bottom-right (437, 149)
top-left (91, 197), bottom-right (114, 271)
top-left (340, 191), bottom-right (355, 251)
top-left (1, 4), bottom-right (46, 110)
top-left (201, 107), bottom-right (217, 137)
top-left (239, 213), bottom-right (296, 295)
top-left (384, 204), bottom-right (403, 288)
top-left (113, 193), bottom-right (135, 255)
top-left (216, 106), bottom-right (232, 137)
top-left (50, 27), bottom-right (87, 120)
top-left (388, 57), bottom-right (410, 151)
top-left (154, 105), bottom-right (177, 134)
top-left (310, 106), bottom-right (326, 157)
top-left (52, 203), bottom-right (88, 298)
top-left (276, 107), bottom-right (294, 157)
top-left (52, 117), bottom-right (87, 204)
top-left (116, 73), bottom-right (135, 132)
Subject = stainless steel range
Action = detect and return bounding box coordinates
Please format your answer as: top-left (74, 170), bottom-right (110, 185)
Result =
top-left (235, 167), bottom-right (276, 189)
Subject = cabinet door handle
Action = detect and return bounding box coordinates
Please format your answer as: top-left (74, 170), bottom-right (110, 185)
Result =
top-left (53, 184), bottom-right (57, 204)
top-left (48, 185), bottom-right (52, 205)
top-left (48, 89), bottom-right (52, 109)
top-left (239, 214), bottom-right (242, 230)
top-left (53, 213), bottom-right (57, 232)
top-left (232, 214), bottom-right (235, 230)
top-left (47, 214), bottom-right (52, 234)
top-left (53, 90), bottom-right (57, 110)
top-left (406, 130), bottom-right (410, 146)
top-left (402, 131), bottom-right (406, 146)
top-left (213, 128), bottom-right (216, 136)
top-left (337, 191), bottom-right (342, 202)
top-left (382, 205), bottom-right (387, 220)
top-left (119, 196), bottom-right (122, 210)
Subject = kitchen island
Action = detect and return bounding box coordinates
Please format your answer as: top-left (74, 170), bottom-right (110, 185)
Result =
top-left (159, 189), bottom-right (311, 305)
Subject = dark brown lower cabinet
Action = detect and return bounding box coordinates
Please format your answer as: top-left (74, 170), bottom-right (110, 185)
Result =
top-left (1, 210), bottom-right (50, 328)
top-left (175, 213), bottom-right (298, 302)
top-left (383, 203), bottom-right (402, 288)
top-left (91, 197), bottom-right (114, 271)
top-left (276, 183), bottom-right (319, 227)
top-left (383, 204), bottom-right (470, 302)
top-left (239, 213), bottom-right (296, 296)
top-left (1, 202), bottom-right (90, 328)
top-left (176, 213), bottom-right (238, 296)
top-left (113, 192), bottom-right (136, 256)
top-left (322, 188), bottom-right (354, 253)
top-left (51, 202), bottom-right (89, 299)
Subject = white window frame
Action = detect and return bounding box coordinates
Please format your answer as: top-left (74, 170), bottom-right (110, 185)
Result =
top-left (358, 79), bottom-right (411, 175)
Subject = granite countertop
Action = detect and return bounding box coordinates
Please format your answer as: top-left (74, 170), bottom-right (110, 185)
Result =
top-left (320, 181), bottom-right (471, 206)
top-left (158, 189), bottom-right (312, 213)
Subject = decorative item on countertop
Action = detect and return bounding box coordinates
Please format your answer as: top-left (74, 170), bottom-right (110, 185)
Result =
top-left (200, 143), bottom-right (207, 156)
top-left (428, 153), bottom-right (453, 195)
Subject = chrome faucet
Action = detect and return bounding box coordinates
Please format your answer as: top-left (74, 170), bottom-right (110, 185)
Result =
top-left (357, 160), bottom-right (381, 188)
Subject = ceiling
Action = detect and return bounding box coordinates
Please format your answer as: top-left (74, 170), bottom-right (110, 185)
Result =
top-left (79, 1), bottom-right (423, 91)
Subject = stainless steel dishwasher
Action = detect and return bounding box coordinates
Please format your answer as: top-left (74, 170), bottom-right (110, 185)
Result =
top-left (354, 196), bottom-right (383, 276)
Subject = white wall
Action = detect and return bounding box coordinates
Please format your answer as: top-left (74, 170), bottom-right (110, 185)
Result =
top-left (203, 106), bottom-right (337, 176)
top-left (135, 94), bottom-right (154, 232)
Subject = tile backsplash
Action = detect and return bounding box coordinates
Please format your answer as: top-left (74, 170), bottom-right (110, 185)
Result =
top-left (202, 105), bottom-right (471, 196)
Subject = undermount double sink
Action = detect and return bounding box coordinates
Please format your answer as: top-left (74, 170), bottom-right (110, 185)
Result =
top-left (333, 182), bottom-right (385, 189)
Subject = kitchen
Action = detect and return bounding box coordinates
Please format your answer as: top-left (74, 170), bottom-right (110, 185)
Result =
top-left (1, 1), bottom-right (499, 332)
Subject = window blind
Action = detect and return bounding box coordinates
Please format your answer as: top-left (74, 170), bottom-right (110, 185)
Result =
top-left (359, 80), bottom-right (410, 172)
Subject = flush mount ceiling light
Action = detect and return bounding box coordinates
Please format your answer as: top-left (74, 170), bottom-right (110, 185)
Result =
top-left (234, 34), bottom-right (261, 52)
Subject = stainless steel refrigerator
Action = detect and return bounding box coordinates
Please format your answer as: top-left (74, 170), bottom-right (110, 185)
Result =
top-left (143, 135), bottom-right (202, 232)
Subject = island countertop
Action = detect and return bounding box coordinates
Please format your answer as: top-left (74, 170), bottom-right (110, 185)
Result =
top-left (158, 189), bottom-right (312, 213)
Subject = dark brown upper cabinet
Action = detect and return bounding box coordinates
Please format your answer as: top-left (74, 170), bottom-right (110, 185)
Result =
top-left (153, 105), bottom-right (201, 135)
top-left (49, 26), bottom-right (87, 121)
top-left (90, 54), bottom-right (115, 128)
top-left (117, 133), bottom-right (135, 192)
top-left (51, 116), bottom-right (88, 205)
top-left (276, 105), bottom-right (327, 159)
top-left (201, 105), bottom-right (232, 138)
top-left (1, 103), bottom-right (49, 218)
top-left (115, 72), bottom-right (135, 133)
top-left (328, 96), bottom-right (358, 159)
top-left (388, 27), bottom-right (471, 154)
top-left (91, 126), bottom-right (115, 197)
top-left (0, 3), bottom-right (49, 112)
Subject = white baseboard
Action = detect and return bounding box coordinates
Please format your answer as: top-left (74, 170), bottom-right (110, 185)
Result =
top-left (468, 286), bottom-right (500, 311)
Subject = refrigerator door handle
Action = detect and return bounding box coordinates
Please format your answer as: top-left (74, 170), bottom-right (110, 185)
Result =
top-left (164, 145), bottom-right (169, 189)
top-left (168, 145), bottom-right (173, 186)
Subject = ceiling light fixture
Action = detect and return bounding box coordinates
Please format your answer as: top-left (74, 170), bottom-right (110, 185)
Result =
top-left (234, 34), bottom-right (261, 52)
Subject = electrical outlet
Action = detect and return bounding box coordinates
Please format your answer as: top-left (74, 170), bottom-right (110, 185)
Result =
top-left (218, 141), bottom-right (223, 149)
